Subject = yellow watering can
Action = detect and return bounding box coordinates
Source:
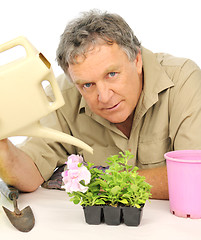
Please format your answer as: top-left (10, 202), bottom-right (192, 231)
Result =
top-left (0, 36), bottom-right (93, 154)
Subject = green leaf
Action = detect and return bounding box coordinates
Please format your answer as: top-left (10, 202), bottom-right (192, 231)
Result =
top-left (86, 192), bottom-right (93, 198)
top-left (111, 186), bottom-right (121, 195)
top-left (87, 162), bottom-right (94, 168)
top-left (95, 199), bottom-right (106, 205)
top-left (89, 181), bottom-right (101, 188)
top-left (121, 193), bottom-right (130, 198)
top-left (77, 163), bottom-right (82, 167)
top-left (73, 199), bottom-right (80, 204)
top-left (130, 184), bottom-right (138, 192)
top-left (119, 199), bottom-right (128, 204)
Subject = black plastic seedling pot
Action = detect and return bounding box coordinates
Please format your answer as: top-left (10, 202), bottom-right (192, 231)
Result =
top-left (83, 205), bottom-right (143, 226)
top-left (83, 206), bottom-right (103, 225)
top-left (122, 206), bottom-right (143, 226)
top-left (103, 205), bottom-right (122, 225)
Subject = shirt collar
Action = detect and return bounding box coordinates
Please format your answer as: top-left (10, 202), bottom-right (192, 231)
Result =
top-left (132, 47), bottom-right (174, 129)
top-left (79, 96), bottom-right (87, 113)
top-left (79, 96), bottom-right (94, 117)
top-left (140, 47), bottom-right (174, 109)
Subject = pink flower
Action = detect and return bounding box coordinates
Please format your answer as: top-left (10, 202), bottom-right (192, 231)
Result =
top-left (66, 154), bottom-right (83, 170)
top-left (62, 155), bottom-right (91, 193)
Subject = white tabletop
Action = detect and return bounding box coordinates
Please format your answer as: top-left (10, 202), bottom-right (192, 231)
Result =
top-left (0, 186), bottom-right (201, 240)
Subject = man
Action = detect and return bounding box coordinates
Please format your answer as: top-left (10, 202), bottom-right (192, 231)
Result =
top-left (0, 10), bottom-right (201, 199)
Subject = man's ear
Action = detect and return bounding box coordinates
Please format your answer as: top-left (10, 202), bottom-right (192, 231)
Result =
top-left (135, 51), bottom-right (143, 75)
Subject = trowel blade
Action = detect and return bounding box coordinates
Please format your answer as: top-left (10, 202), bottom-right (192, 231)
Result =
top-left (2, 205), bottom-right (35, 232)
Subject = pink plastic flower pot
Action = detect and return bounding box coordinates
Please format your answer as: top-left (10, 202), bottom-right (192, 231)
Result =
top-left (165, 150), bottom-right (201, 219)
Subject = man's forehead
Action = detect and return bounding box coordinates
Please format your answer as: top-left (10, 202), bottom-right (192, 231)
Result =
top-left (68, 43), bottom-right (128, 83)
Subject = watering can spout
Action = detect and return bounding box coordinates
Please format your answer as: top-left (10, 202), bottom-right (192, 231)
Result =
top-left (12, 122), bottom-right (93, 154)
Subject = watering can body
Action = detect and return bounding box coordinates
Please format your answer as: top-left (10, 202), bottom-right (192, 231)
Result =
top-left (0, 37), bottom-right (93, 154)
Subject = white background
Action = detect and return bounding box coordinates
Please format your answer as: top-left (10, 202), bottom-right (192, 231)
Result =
top-left (1, 0), bottom-right (201, 144)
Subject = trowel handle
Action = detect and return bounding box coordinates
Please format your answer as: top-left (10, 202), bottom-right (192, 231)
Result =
top-left (0, 36), bottom-right (37, 57)
top-left (0, 181), bottom-right (19, 201)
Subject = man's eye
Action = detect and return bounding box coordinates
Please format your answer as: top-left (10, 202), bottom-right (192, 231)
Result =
top-left (108, 72), bottom-right (116, 77)
top-left (83, 83), bottom-right (92, 88)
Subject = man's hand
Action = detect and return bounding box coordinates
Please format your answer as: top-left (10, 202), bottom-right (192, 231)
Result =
top-left (0, 139), bottom-right (44, 192)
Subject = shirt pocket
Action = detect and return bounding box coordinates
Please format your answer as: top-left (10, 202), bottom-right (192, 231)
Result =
top-left (137, 136), bottom-right (171, 168)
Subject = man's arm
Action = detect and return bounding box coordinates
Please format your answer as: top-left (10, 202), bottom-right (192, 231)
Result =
top-left (138, 166), bottom-right (169, 200)
top-left (0, 139), bottom-right (44, 192)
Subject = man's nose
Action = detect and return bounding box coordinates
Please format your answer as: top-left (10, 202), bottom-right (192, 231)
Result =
top-left (97, 83), bottom-right (113, 103)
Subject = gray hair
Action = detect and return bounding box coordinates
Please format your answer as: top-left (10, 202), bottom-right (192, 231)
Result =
top-left (56, 10), bottom-right (141, 73)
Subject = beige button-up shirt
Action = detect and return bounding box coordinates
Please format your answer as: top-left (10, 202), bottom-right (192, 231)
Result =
top-left (19, 47), bottom-right (201, 181)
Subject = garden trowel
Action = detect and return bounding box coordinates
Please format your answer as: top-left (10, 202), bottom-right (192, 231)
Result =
top-left (0, 181), bottom-right (35, 232)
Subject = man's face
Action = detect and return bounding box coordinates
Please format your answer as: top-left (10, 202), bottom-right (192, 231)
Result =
top-left (68, 43), bottom-right (143, 124)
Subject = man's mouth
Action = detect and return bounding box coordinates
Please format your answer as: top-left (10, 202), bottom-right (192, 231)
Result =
top-left (103, 101), bottom-right (122, 111)
top-left (108, 103), bottom-right (119, 109)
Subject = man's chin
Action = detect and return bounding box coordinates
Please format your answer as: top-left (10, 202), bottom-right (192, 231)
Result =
top-left (97, 110), bottom-right (131, 124)
top-left (107, 116), bottom-right (129, 124)
top-left (106, 112), bottom-right (134, 124)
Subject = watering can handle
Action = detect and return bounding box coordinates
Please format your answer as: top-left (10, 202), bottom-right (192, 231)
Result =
top-left (0, 36), bottom-right (65, 119)
top-left (0, 37), bottom-right (65, 113)
top-left (0, 36), bottom-right (38, 57)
